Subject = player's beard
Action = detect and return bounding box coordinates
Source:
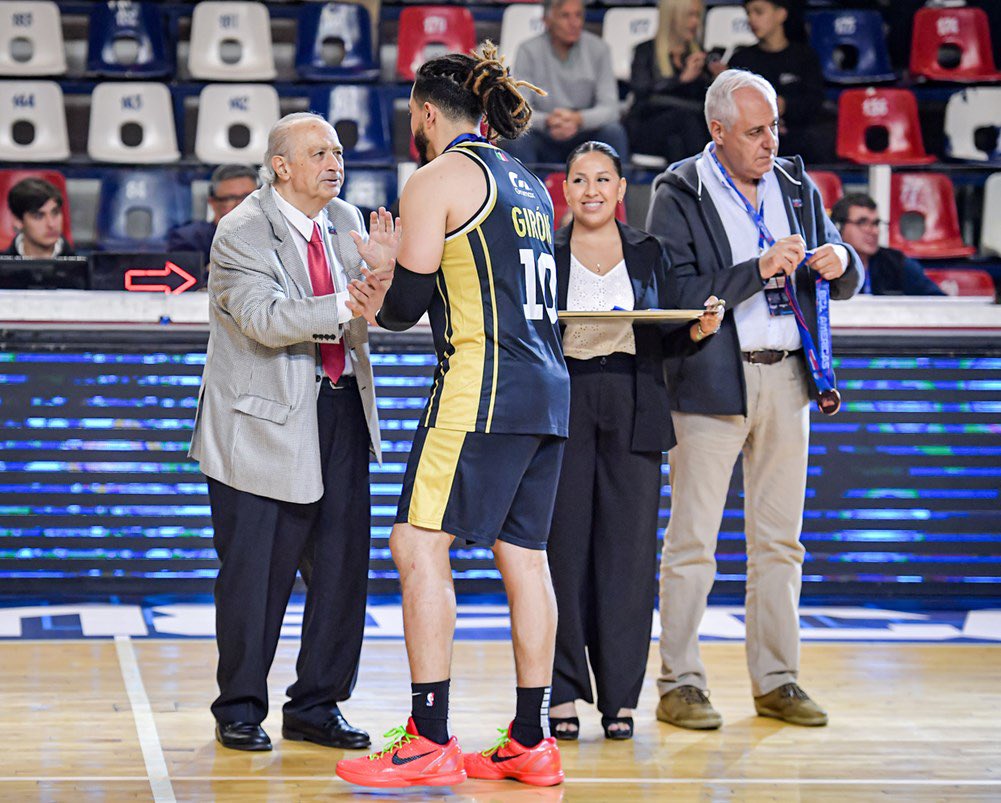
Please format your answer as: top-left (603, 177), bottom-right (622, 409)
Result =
top-left (414, 125), bottom-right (431, 167)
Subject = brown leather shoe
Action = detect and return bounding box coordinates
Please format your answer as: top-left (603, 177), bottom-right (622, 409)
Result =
top-left (656, 685), bottom-right (722, 730)
top-left (754, 683), bottom-right (828, 726)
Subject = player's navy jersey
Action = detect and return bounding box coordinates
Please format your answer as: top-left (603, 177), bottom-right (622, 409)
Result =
top-left (421, 140), bottom-right (569, 437)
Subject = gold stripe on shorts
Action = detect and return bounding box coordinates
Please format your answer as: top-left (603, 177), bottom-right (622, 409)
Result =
top-left (409, 428), bottom-right (467, 530)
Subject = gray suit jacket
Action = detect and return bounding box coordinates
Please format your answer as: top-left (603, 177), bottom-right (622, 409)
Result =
top-left (189, 185), bottom-right (382, 504)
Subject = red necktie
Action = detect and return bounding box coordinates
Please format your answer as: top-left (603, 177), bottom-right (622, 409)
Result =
top-left (306, 222), bottom-right (345, 383)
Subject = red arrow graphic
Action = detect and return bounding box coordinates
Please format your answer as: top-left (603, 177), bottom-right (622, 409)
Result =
top-left (124, 261), bottom-right (197, 294)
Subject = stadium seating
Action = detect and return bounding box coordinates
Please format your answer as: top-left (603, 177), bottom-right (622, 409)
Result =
top-left (807, 170), bottom-right (843, 213)
top-left (909, 6), bottom-right (1001, 83)
top-left (981, 172), bottom-right (1001, 257)
top-left (807, 10), bottom-right (895, 84)
top-left (95, 170), bottom-right (191, 250)
top-left (923, 268), bottom-right (995, 298)
top-left (311, 84), bottom-right (392, 162)
top-left (188, 1), bottom-right (276, 81)
top-left (602, 7), bottom-right (659, 83)
top-left (0, 80), bottom-right (69, 161)
top-left (0, 168), bottom-right (71, 250)
top-left (703, 5), bottom-right (755, 63)
top-left (836, 88), bottom-right (934, 165)
top-left (499, 4), bottom-right (543, 66)
top-left (86, 1), bottom-right (172, 78)
top-left (0, 0), bottom-right (65, 76)
top-left (545, 172), bottom-right (627, 227)
top-left (888, 172), bottom-right (976, 259)
top-left (396, 6), bottom-right (475, 81)
top-left (87, 82), bottom-right (180, 164)
top-left (341, 168), bottom-right (397, 212)
top-left (295, 2), bottom-right (379, 80)
top-left (944, 88), bottom-right (1001, 163)
top-left (194, 83), bottom-right (280, 164)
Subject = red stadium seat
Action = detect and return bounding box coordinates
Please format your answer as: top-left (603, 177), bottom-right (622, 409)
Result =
top-left (545, 172), bottom-right (626, 228)
top-left (909, 7), bottom-right (1001, 83)
top-left (395, 6), bottom-right (476, 81)
top-left (923, 268), bottom-right (995, 298)
top-left (889, 172), bottom-right (976, 260)
top-left (836, 88), bottom-right (934, 165)
top-left (0, 168), bottom-right (72, 250)
top-left (807, 170), bottom-right (843, 213)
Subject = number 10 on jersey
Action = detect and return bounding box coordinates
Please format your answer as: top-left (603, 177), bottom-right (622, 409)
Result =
top-left (521, 249), bottom-right (558, 323)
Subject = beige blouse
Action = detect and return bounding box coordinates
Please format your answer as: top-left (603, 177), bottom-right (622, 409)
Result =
top-left (562, 254), bottom-right (637, 360)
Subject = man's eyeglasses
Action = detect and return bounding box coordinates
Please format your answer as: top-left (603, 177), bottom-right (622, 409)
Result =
top-left (211, 193), bottom-right (252, 204)
top-left (845, 217), bottom-right (882, 229)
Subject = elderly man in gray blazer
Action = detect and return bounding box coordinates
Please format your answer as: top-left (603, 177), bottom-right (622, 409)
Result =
top-left (189, 112), bottom-right (399, 752)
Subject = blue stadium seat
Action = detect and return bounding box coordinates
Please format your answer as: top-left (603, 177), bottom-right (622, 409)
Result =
top-left (341, 168), bottom-right (396, 213)
top-left (311, 85), bottom-right (392, 163)
top-left (96, 170), bottom-right (191, 251)
top-left (808, 10), bottom-right (895, 84)
top-left (86, 1), bottom-right (171, 77)
top-left (296, 2), bottom-right (378, 80)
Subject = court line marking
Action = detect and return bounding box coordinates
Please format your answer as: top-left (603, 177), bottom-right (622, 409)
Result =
top-left (2, 777), bottom-right (999, 786)
top-left (113, 635), bottom-right (176, 803)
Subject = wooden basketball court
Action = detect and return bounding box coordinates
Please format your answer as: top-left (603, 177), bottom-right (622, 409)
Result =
top-left (2, 638), bottom-right (999, 801)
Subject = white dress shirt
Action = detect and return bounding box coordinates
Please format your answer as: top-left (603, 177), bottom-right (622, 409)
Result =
top-left (696, 144), bottom-right (801, 352)
top-left (271, 187), bottom-right (355, 374)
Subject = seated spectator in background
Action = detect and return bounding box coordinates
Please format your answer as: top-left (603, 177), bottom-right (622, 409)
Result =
top-left (507, 0), bottom-right (629, 166)
top-left (167, 164), bottom-right (259, 263)
top-left (832, 193), bottom-right (945, 296)
top-left (728, 0), bottom-right (833, 165)
top-left (626, 0), bottom-right (724, 164)
top-left (3, 178), bottom-right (74, 258)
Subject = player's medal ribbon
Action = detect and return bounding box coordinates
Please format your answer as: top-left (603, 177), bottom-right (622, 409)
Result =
top-left (708, 145), bottom-right (841, 416)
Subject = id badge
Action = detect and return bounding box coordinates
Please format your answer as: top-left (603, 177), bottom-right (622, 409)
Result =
top-left (764, 275), bottom-right (794, 316)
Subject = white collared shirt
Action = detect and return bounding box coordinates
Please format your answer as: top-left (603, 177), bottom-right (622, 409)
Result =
top-left (696, 144), bottom-right (801, 352)
top-left (271, 186), bottom-right (354, 374)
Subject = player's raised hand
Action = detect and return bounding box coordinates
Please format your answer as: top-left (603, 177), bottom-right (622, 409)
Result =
top-left (350, 207), bottom-right (401, 278)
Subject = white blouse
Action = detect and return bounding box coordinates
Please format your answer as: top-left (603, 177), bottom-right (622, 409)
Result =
top-left (562, 254), bottom-right (636, 360)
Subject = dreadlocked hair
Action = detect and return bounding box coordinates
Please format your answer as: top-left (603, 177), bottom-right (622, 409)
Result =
top-left (413, 40), bottom-right (546, 142)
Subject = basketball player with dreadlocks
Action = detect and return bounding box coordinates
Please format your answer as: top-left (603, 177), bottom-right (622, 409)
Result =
top-left (335, 43), bottom-right (570, 788)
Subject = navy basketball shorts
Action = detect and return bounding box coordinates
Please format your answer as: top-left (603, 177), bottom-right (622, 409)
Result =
top-left (396, 426), bottom-right (566, 550)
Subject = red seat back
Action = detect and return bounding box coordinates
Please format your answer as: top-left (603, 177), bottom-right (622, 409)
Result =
top-left (910, 7), bottom-right (1001, 83)
top-left (836, 88), bottom-right (934, 165)
top-left (396, 6), bottom-right (476, 81)
top-left (545, 171), bottom-right (627, 228)
top-left (889, 172), bottom-right (976, 259)
top-left (0, 169), bottom-right (73, 251)
top-left (923, 268), bottom-right (995, 298)
top-left (807, 170), bottom-right (843, 213)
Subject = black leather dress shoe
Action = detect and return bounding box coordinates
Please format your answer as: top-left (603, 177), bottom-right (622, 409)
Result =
top-left (282, 709), bottom-right (371, 749)
top-left (215, 721), bottom-right (272, 751)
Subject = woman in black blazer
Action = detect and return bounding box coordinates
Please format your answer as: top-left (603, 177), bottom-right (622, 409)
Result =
top-left (547, 141), bottom-right (722, 740)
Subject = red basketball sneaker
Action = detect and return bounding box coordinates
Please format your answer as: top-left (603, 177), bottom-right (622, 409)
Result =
top-left (463, 724), bottom-right (564, 786)
top-left (335, 718), bottom-right (466, 788)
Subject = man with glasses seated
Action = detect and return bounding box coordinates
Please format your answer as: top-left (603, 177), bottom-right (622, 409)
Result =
top-left (832, 193), bottom-right (944, 296)
top-left (168, 164), bottom-right (260, 265)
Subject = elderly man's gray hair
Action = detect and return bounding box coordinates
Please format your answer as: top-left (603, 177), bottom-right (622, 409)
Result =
top-left (259, 112), bottom-right (330, 185)
top-left (704, 69), bottom-right (778, 131)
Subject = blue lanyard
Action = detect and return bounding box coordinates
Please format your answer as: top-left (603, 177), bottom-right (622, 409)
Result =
top-left (708, 145), bottom-right (840, 410)
top-left (445, 132), bottom-right (490, 150)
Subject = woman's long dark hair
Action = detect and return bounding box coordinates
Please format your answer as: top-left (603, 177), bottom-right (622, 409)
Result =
top-left (566, 141), bottom-right (623, 177)
top-left (413, 41), bottom-right (545, 141)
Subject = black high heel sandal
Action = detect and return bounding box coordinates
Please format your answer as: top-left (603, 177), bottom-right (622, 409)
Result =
top-left (601, 716), bottom-right (634, 740)
top-left (549, 716), bottom-right (580, 741)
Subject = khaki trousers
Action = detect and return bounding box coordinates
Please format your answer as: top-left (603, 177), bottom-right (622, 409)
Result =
top-left (658, 356), bottom-right (810, 698)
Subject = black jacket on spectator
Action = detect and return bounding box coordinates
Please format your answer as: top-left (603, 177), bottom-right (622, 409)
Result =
top-left (645, 154), bottom-right (863, 416)
top-left (1, 238), bottom-right (75, 257)
top-left (555, 220), bottom-right (697, 452)
top-left (868, 247), bottom-right (945, 296)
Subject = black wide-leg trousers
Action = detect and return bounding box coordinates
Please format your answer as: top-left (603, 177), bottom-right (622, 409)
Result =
top-left (547, 355), bottom-right (662, 716)
top-left (207, 380), bottom-right (371, 726)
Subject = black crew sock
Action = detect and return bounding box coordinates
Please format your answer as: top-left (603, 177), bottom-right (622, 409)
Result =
top-left (411, 679), bottom-right (450, 745)
top-left (511, 686), bottom-right (550, 748)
